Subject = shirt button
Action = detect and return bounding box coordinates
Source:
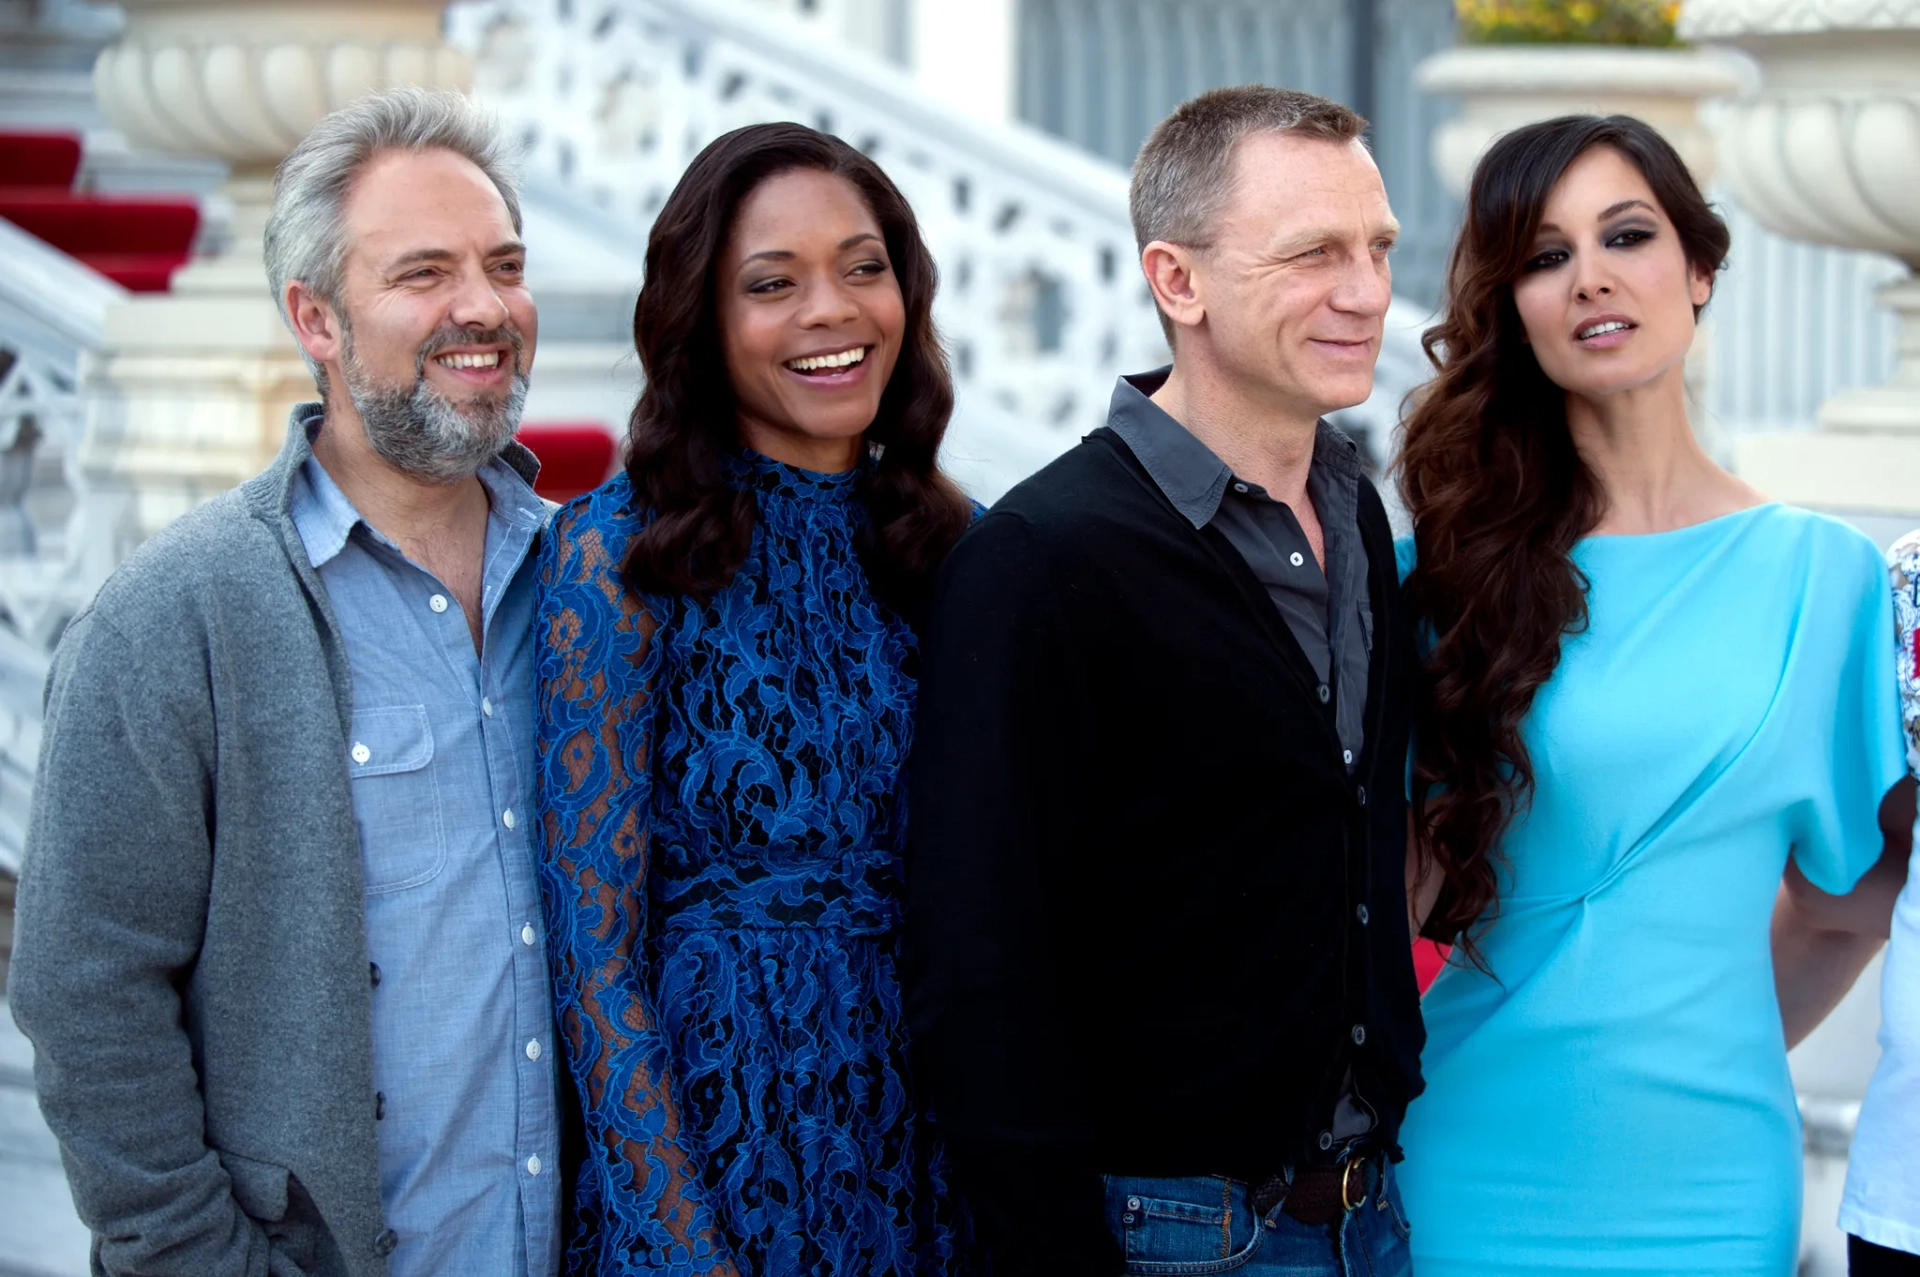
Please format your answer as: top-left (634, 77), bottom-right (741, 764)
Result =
top-left (374, 1091), bottom-right (386, 1121)
top-left (1353, 1024), bottom-right (1368, 1045)
top-left (1317, 683), bottom-right (1331, 704)
top-left (369, 962), bottom-right (382, 987)
top-left (525, 1039), bottom-right (542, 1061)
top-left (502, 808), bottom-right (517, 830)
top-left (1343, 749), bottom-right (1353, 765)
top-left (373, 1229), bottom-right (398, 1256)
top-left (350, 742), bottom-right (370, 765)
top-left (521, 923), bottom-right (537, 946)
top-left (428, 593), bottom-right (449, 613)
top-left (1319, 1131), bottom-right (1335, 1151)
top-left (526, 1155), bottom-right (542, 1176)
top-left (1290, 551), bottom-right (1305, 567)
top-left (1356, 903), bottom-right (1370, 926)
top-left (1232, 482), bottom-right (1249, 494)
top-left (1356, 785), bottom-right (1368, 807)
top-left (482, 697), bottom-right (494, 718)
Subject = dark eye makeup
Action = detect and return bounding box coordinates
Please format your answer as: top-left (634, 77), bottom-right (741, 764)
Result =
top-left (1520, 222), bottom-right (1659, 274)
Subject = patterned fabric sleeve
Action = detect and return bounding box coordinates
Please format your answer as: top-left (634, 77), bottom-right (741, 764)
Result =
top-left (1888, 528), bottom-right (1920, 777)
top-left (535, 496), bottom-right (739, 1276)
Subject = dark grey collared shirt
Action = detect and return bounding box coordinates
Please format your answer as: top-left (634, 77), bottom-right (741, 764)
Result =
top-left (1107, 369), bottom-right (1372, 772)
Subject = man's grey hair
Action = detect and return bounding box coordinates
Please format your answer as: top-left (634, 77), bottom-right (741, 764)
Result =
top-left (264, 85), bottom-right (523, 388)
top-left (1131, 86), bottom-right (1367, 341)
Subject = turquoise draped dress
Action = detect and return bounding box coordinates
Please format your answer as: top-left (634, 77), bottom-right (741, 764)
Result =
top-left (1396, 505), bottom-right (1905, 1276)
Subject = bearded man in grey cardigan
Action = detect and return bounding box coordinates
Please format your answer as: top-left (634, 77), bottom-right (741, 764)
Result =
top-left (9, 87), bottom-right (561, 1277)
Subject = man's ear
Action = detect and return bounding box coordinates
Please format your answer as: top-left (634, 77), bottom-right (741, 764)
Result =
top-left (1141, 240), bottom-right (1206, 337)
top-left (286, 282), bottom-right (343, 369)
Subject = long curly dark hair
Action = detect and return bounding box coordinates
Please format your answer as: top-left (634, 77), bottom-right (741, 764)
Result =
top-left (1397, 115), bottom-right (1730, 964)
top-left (620, 122), bottom-right (972, 618)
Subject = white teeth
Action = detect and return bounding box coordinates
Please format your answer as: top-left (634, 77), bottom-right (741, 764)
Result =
top-left (1579, 321), bottom-right (1631, 340)
top-left (436, 351), bottom-right (502, 369)
top-left (786, 346), bottom-right (868, 372)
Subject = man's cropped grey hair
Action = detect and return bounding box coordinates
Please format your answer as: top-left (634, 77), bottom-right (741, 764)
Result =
top-left (1130, 85), bottom-right (1367, 256)
top-left (264, 85), bottom-right (523, 380)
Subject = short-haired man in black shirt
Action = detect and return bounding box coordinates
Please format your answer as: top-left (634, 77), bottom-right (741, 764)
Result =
top-left (905, 86), bottom-right (1424, 1277)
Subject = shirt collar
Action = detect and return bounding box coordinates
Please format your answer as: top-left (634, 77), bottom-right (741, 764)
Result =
top-left (289, 415), bottom-right (552, 570)
top-left (1106, 368), bottom-right (1365, 529)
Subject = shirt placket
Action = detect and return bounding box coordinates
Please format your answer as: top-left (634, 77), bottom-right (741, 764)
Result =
top-left (376, 513), bottom-right (557, 1277)
top-left (473, 513), bottom-right (558, 1277)
top-left (493, 618), bottom-right (557, 1277)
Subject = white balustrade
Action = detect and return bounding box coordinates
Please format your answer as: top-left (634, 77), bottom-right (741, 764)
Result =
top-left (446, 0), bottom-right (1172, 442)
top-left (0, 219), bottom-right (126, 873)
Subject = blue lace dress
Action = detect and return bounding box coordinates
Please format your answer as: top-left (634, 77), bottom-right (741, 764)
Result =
top-left (534, 454), bottom-right (970, 1276)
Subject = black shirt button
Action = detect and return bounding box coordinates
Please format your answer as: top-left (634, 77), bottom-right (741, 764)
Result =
top-left (373, 1228), bottom-right (398, 1256)
top-left (369, 962), bottom-right (382, 987)
top-left (1318, 1131), bottom-right (1335, 1151)
top-left (375, 1092), bottom-right (386, 1121)
top-left (1356, 785), bottom-right (1368, 807)
top-left (1352, 1024), bottom-right (1367, 1045)
top-left (1317, 683), bottom-right (1331, 704)
top-left (1356, 904), bottom-right (1370, 926)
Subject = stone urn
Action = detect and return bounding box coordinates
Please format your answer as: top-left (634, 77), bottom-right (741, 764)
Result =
top-left (78, 0), bottom-right (469, 551)
top-left (1416, 43), bottom-right (1746, 196)
top-left (1680, 0), bottom-right (1920, 512)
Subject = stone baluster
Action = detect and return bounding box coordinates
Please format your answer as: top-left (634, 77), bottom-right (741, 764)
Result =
top-left (78, 0), bottom-right (468, 567)
top-left (1680, 0), bottom-right (1920, 514)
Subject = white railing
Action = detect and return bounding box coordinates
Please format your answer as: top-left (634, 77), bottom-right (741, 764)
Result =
top-left (0, 216), bottom-right (125, 873)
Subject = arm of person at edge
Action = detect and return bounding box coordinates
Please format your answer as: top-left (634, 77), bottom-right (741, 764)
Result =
top-left (8, 608), bottom-right (277, 1275)
top-left (904, 511), bottom-right (1126, 1277)
top-left (1773, 778), bottom-right (1914, 1049)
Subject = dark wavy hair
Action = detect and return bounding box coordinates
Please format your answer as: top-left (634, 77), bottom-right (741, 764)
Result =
top-left (1397, 115), bottom-right (1730, 964)
top-left (620, 122), bottom-right (972, 617)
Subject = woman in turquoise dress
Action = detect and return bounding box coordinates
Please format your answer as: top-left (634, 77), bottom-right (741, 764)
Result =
top-left (534, 124), bottom-right (976, 1274)
top-left (1395, 114), bottom-right (1909, 1275)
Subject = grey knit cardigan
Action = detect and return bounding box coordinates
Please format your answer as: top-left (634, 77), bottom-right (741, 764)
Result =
top-left (9, 406), bottom-right (540, 1277)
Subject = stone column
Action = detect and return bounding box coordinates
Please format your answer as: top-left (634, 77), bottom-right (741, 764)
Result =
top-left (1680, 0), bottom-right (1920, 514)
top-left (78, 0), bottom-right (468, 561)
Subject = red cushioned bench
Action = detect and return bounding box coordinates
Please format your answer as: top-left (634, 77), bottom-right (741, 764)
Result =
top-left (516, 423), bottom-right (620, 504)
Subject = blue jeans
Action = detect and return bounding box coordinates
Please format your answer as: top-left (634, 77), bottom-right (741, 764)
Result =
top-left (1102, 1162), bottom-right (1414, 1276)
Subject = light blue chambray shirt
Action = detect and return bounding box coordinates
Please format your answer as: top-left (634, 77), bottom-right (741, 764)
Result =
top-left (290, 422), bottom-right (559, 1277)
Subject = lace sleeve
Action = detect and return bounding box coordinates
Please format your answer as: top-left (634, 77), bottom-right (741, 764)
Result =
top-left (536, 497), bottom-right (739, 1275)
top-left (1890, 529), bottom-right (1920, 774)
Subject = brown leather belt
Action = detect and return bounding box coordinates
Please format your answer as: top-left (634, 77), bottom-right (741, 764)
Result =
top-left (1248, 1155), bottom-right (1374, 1226)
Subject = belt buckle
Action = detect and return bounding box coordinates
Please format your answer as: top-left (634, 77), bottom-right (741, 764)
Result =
top-left (1340, 1157), bottom-right (1367, 1212)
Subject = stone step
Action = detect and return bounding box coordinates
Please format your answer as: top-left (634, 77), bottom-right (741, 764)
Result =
top-left (0, 999), bottom-right (88, 1277)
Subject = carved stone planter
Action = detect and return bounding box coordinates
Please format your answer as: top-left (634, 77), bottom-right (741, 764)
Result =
top-left (95, 2), bottom-right (466, 172)
top-left (1681, 0), bottom-right (1920, 512)
top-left (1416, 43), bottom-right (1744, 196)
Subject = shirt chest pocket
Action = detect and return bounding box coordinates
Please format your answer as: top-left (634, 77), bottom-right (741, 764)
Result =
top-left (347, 705), bottom-right (447, 894)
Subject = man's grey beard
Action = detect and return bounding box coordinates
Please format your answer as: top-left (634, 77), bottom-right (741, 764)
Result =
top-left (338, 319), bottom-right (529, 483)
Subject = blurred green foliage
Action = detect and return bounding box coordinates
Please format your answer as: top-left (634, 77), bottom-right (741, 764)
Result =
top-left (1457, 0), bottom-right (1683, 46)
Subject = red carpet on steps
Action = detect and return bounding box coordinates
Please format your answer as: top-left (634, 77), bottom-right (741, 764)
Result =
top-left (0, 132), bottom-right (82, 188)
top-left (0, 129), bottom-right (198, 292)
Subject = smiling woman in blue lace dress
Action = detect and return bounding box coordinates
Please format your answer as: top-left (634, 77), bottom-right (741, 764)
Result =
top-left (533, 123), bottom-right (977, 1276)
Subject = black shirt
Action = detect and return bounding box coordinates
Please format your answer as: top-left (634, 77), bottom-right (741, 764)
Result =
top-left (904, 400), bottom-right (1426, 1276)
top-left (1107, 369), bottom-right (1372, 770)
